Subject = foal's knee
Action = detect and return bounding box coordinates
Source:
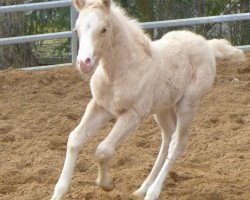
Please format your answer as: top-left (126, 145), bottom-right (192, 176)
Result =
top-left (67, 132), bottom-right (82, 153)
top-left (95, 142), bottom-right (114, 163)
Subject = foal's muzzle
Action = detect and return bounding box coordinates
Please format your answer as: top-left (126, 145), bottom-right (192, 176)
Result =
top-left (77, 57), bottom-right (92, 73)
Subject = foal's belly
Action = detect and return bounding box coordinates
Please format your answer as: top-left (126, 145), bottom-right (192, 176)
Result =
top-left (149, 90), bottom-right (182, 115)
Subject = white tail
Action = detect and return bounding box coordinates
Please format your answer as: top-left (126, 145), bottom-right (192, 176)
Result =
top-left (207, 39), bottom-right (244, 60)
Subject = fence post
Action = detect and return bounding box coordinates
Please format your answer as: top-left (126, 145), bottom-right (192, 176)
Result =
top-left (71, 4), bottom-right (78, 66)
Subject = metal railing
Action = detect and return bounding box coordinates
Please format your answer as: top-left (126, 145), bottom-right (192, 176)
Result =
top-left (141, 13), bottom-right (250, 29)
top-left (141, 13), bottom-right (250, 53)
top-left (0, 0), bottom-right (78, 68)
top-left (0, 1), bottom-right (249, 71)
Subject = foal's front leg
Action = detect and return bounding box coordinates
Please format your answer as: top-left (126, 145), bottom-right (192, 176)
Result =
top-left (95, 110), bottom-right (141, 191)
top-left (51, 100), bottom-right (112, 200)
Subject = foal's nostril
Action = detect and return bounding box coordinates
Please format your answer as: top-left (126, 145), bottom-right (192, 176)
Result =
top-left (85, 58), bottom-right (91, 65)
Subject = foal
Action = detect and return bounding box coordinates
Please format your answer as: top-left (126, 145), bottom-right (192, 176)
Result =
top-left (51, 0), bottom-right (244, 200)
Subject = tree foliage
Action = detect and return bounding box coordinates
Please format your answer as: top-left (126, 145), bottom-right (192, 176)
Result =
top-left (116, 0), bottom-right (249, 43)
top-left (24, 0), bottom-right (71, 64)
top-left (0, 0), bottom-right (39, 68)
top-left (0, 0), bottom-right (249, 68)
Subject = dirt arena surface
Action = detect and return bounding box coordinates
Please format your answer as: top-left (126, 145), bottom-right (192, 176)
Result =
top-left (0, 54), bottom-right (249, 200)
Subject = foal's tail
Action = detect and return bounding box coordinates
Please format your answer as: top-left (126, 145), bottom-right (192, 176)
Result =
top-left (207, 39), bottom-right (244, 60)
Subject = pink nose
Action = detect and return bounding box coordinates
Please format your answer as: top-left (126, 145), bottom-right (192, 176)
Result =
top-left (85, 57), bottom-right (91, 66)
top-left (77, 57), bottom-right (92, 72)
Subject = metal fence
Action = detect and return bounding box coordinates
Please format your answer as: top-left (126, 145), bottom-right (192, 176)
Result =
top-left (0, 0), bottom-right (78, 69)
top-left (0, 0), bottom-right (249, 71)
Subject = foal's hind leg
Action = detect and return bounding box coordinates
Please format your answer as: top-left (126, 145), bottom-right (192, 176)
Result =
top-left (134, 108), bottom-right (176, 197)
top-left (145, 97), bottom-right (199, 200)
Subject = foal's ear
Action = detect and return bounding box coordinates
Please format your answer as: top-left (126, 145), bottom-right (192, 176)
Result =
top-left (101, 0), bottom-right (112, 10)
top-left (73, 0), bottom-right (85, 11)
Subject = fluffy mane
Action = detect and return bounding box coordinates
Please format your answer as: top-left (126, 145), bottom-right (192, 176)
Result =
top-left (110, 4), bottom-right (152, 56)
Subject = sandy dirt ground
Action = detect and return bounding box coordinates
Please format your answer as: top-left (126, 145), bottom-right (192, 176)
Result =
top-left (0, 54), bottom-right (249, 200)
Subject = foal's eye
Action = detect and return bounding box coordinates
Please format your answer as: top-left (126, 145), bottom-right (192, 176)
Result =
top-left (101, 27), bottom-right (107, 33)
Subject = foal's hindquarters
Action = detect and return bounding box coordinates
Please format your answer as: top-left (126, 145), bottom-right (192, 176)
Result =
top-left (134, 32), bottom-right (217, 200)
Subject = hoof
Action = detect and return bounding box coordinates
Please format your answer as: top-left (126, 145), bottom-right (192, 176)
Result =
top-left (100, 183), bottom-right (114, 192)
top-left (50, 194), bottom-right (62, 200)
top-left (144, 194), bottom-right (159, 200)
top-left (50, 183), bottom-right (68, 200)
top-left (96, 177), bottom-right (114, 191)
top-left (133, 189), bottom-right (146, 198)
top-left (144, 190), bottom-right (160, 200)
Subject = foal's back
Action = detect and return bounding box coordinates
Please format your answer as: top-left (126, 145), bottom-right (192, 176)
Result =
top-left (149, 30), bottom-right (216, 112)
top-left (154, 30), bottom-right (215, 72)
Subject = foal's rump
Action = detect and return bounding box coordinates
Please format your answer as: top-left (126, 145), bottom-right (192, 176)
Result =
top-left (160, 30), bottom-right (243, 61)
top-left (154, 30), bottom-right (243, 105)
top-left (149, 31), bottom-right (214, 112)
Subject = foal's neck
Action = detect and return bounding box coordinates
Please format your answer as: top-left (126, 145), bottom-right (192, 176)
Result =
top-left (100, 13), bottom-right (135, 80)
top-left (100, 7), bottom-right (152, 81)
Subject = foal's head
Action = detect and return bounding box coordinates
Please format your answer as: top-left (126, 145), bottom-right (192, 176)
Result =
top-left (74, 0), bottom-right (113, 73)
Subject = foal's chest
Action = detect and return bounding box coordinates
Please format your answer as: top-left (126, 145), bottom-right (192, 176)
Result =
top-left (90, 74), bottom-right (135, 116)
